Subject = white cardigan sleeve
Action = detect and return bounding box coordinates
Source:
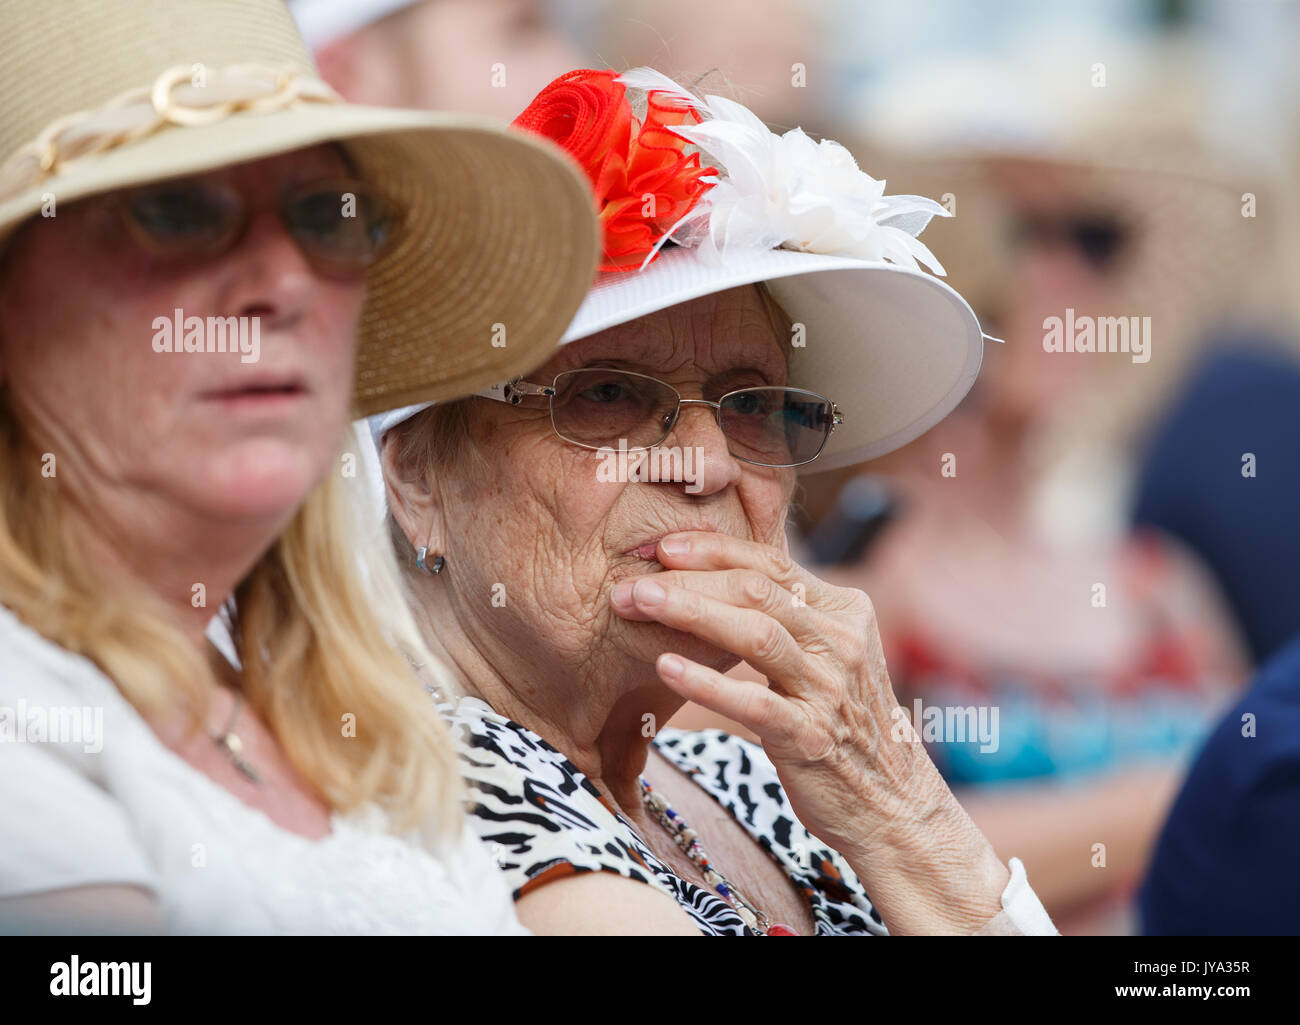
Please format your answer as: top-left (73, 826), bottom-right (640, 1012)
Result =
top-left (973, 857), bottom-right (1060, 935)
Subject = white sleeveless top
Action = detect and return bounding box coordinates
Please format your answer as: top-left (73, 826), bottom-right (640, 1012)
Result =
top-left (0, 605), bottom-right (525, 935)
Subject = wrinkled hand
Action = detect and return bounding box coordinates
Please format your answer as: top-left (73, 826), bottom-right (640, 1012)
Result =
top-left (609, 530), bottom-right (1009, 932)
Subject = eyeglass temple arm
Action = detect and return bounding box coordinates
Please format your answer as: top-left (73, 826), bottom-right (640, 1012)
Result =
top-left (472, 378), bottom-right (556, 405)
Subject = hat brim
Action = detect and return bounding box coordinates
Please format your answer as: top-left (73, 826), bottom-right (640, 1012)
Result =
top-left (0, 103), bottom-right (600, 415)
top-left (561, 246), bottom-right (985, 473)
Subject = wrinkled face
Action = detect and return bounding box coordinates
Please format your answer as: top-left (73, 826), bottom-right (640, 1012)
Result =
top-left (424, 284), bottom-right (798, 675)
top-left (0, 145), bottom-right (366, 525)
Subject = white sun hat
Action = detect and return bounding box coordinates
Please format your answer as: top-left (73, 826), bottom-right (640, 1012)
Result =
top-left (369, 67), bottom-right (993, 474)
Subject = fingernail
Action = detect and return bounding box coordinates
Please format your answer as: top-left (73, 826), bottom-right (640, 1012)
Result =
top-left (634, 578), bottom-right (667, 605)
top-left (611, 580), bottom-right (634, 606)
top-left (659, 654), bottom-right (684, 679)
top-left (659, 537), bottom-right (690, 556)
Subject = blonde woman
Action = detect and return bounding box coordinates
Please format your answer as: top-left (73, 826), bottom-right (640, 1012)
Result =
top-left (0, 0), bottom-right (596, 933)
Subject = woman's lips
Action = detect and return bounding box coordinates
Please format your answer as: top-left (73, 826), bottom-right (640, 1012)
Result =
top-left (201, 378), bottom-right (308, 411)
top-left (627, 527), bottom-right (716, 561)
top-left (630, 541), bottom-right (662, 561)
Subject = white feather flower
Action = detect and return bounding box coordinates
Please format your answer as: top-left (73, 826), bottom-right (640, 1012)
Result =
top-left (616, 68), bottom-right (950, 274)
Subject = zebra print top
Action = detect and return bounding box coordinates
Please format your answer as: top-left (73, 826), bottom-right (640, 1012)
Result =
top-left (442, 695), bottom-right (888, 936)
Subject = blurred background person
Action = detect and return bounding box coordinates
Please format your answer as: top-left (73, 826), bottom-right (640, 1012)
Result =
top-left (1138, 624), bottom-right (1300, 934)
top-left (577, 0), bottom-right (832, 130)
top-left (291, 0), bottom-right (584, 118)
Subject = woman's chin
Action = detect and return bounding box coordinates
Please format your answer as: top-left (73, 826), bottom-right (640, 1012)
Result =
top-left (178, 443), bottom-right (326, 521)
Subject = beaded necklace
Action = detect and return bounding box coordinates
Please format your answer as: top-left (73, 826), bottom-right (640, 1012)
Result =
top-left (638, 778), bottom-right (798, 936)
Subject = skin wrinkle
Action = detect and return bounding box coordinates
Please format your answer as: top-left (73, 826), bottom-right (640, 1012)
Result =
top-left (388, 283), bottom-right (1014, 932)
top-left (384, 284), bottom-right (837, 926)
top-left (387, 283), bottom-right (794, 812)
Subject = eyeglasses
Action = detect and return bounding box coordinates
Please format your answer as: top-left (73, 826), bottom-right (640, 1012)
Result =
top-left (115, 175), bottom-right (400, 277)
top-left (1008, 210), bottom-right (1128, 272)
top-left (479, 368), bottom-right (843, 468)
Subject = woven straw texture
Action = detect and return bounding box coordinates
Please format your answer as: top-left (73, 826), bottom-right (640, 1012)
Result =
top-left (0, 0), bottom-right (600, 413)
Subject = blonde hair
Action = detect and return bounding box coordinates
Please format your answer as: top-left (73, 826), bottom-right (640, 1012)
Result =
top-left (0, 392), bottom-right (462, 841)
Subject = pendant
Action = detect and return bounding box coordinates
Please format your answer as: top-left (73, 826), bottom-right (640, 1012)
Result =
top-left (214, 731), bottom-right (262, 784)
top-left (767, 923), bottom-right (799, 936)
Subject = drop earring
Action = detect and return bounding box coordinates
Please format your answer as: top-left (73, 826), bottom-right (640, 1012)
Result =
top-left (416, 546), bottom-right (445, 575)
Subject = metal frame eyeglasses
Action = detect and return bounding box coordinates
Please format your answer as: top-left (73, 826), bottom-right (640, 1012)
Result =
top-left (474, 367), bottom-right (843, 468)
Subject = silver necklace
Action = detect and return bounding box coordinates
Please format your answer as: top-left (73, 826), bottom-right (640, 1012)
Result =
top-left (208, 693), bottom-right (262, 784)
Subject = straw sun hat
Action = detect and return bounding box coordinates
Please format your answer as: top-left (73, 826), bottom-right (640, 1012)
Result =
top-left (848, 37), bottom-right (1272, 413)
top-left (0, 0), bottom-right (599, 415)
top-left (371, 67), bottom-right (994, 474)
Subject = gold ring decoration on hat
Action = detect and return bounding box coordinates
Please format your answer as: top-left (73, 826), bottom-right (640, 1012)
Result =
top-left (0, 0), bottom-right (601, 415)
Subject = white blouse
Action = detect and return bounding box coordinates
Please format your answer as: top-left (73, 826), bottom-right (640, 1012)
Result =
top-left (0, 605), bottom-right (526, 935)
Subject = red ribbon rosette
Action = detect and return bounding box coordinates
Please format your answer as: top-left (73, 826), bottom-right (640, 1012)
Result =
top-left (513, 69), bottom-right (717, 272)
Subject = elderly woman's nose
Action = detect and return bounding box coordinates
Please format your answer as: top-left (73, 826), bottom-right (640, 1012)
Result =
top-left (215, 210), bottom-right (317, 325)
top-left (662, 402), bottom-right (743, 495)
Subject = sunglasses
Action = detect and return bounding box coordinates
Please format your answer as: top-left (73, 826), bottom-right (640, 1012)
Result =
top-left (1008, 210), bottom-right (1128, 272)
top-left (115, 175), bottom-right (401, 277)
top-left (482, 367), bottom-right (843, 468)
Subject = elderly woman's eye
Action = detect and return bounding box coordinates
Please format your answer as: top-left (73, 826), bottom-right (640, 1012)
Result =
top-left (580, 381), bottom-right (633, 403)
top-left (729, 391), bottom-right (765, 416)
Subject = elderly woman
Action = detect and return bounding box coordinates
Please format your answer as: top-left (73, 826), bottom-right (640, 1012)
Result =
top-left (0, 0), bottom-right (596, 933)
top-left (374, 69), bottom-right (1059, 935)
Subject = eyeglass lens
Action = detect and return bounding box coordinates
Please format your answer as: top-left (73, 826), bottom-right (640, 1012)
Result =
top-left (120, 178), bottom-right (397, 275)
top-left (548, 368), bottom-right (833, 467)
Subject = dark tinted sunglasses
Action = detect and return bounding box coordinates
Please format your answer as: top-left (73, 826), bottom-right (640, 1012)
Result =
top-left (115, 175), bottom-right (400, 277)
top-left (1009, 210), bottom-right (1128, 272)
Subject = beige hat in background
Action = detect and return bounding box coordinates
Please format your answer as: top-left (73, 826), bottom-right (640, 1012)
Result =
top-left (0, 0), bottom-right (600, 415)
top-left (848, 34), bottom-right (1275, 342)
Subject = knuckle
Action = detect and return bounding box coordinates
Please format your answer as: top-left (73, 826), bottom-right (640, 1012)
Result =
top-left (675, 587), bottom-right (701, 620)
top-left (747, 694), bottom-right (777, 733)
top-left (767, 548), bottom-right (796, 580)
top-left (751, 618), bottom-right (788, 663)
top-left (843, 587), bottom-right (875, 620)
top-left (738, 570), bottom-right (774, 608)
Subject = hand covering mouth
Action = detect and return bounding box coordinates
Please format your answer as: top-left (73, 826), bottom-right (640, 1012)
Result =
top-left (626, 526), bottom-right (720, 561)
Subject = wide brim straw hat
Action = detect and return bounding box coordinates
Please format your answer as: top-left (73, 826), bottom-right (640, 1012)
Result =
top-left (370, 67), bottom-right (991, 475)
top-left (0, 0), bottom-right (600, 415)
